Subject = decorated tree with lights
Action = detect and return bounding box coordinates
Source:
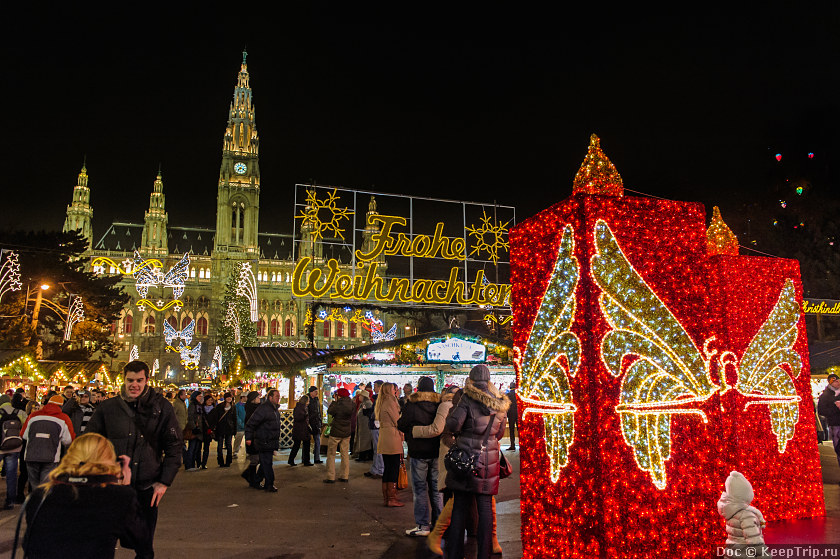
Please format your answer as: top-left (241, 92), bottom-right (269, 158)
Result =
top-left (217, 262), bottom-right (257, 373)
top-left (0, 230), bottom-right (129, 358)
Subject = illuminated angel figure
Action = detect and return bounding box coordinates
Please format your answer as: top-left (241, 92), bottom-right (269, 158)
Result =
top-left (591, 219), bottom-right (802, 489)
top-left (516, 225), bottom-right (581, 482)
top-left (372, 323), bottom-right (397, 343)
top-left (179, 342), bottom-right (202, 370)
top-left (164, 319), bottom-right (195, 347)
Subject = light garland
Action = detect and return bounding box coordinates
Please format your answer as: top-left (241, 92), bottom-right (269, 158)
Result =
top-left (212, 345), bottom-right (223, 372)
top-left (63, 295), bottom-right (84, 341)
top-left (225, 303), bottom-right (241, 344)
top-left (0, 250), bottom-right (22, 303)
top-left (236, 262), bottom-right (258, 322)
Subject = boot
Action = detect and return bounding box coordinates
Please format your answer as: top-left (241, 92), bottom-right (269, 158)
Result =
top-left (427, 497), bottom-right (453, 555)
top-left (385, 482), bottom-right (404, 507)
top-left (240, 465), bottom-right (255, 484)
top-left (381, 482), bottom-right (389, 506)
top-left (492, 496), bottom-right (502, 554)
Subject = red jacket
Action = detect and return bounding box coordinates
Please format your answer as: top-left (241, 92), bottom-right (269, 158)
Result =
top-left (22, 403), bottom-right (76, 442)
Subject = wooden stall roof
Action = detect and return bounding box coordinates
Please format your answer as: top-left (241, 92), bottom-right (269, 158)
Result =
top-left (238, 347), bottom-right (333, 372)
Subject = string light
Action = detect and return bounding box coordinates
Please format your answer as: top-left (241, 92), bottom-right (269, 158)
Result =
top-left (511, 136), bottom-right (824, 559)
top-left (63, 295), bottom-right (84, 341)
top-left (0, 250), bottom-right (22, 303)
top-left (236, 262), bottom-right (258, 322)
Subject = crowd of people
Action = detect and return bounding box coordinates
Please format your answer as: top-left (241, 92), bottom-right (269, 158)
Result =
top-left (0, 361), bottom-right (519, 558)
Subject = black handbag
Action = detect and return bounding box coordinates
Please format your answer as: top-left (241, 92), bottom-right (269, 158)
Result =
top-left (445, 415), bottom-right (496, 478)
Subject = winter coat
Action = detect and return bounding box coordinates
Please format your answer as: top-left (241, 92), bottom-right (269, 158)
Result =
top-left (327, 396), bottom-right (354, 439)
top-left (366, 393), bottom-right (379, 430)
top-left (209, 403), bottom-right (237, 438)
top-left (444, 382), bottom-right (509, 495)
top-left (817, 385), bottom-right (840, 426)
top-left (172, 397), bottom-right (188, 431)
top-left (717, 471), bottom-right (766, 545)
top-left (0, 399), bottom-right (26, 455)
top-left (62, 398), bottom-right (95, 435)
top-left (292, 402), bottom-right (310, 442)
top-left (376, 397), bottom-right (403, 455)
top-left (22, 403), bottom-right (75, 463)
top-left (235, 402), bottom-right (246, 432)
top-left (186, 397), bottom-right (203, 441)
top-left (308, 394), bottom-right (323, 434)
top-left (506, 388), bottom-right (518, 420)
top-left (24, 482), bottom-right (148, 559)
top-left (355, 398), bottom-right (373, 453)
top-left (413, 393), bottom-right (455, 490)
top-left (86, 386), bottom-right (183, 489)
top-left (398, 390), bottom-right (441, 459)
top-left (244, 400), bottom-right (282, 452)
top-left (12, 393), bottom-right (28, 411)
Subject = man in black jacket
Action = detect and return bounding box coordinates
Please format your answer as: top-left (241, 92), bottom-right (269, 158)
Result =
top-left (307, 386), bottom-right (323, 464)
top-left (818, 374), bottom-right (840, 472)
top-left (245, 389), bottom-right (282, 493)
top-left (398, 376), bottom-right (443, 537)
top-left (86, 360), bottom-right (182, 559)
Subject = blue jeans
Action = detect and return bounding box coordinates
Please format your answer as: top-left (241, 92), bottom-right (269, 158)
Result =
top-left (369, 429), bottom-right (383, 475)
top-left (3, 453), bottom-right (18, 504)
top-left (409, 456), bottom-right (443, 529)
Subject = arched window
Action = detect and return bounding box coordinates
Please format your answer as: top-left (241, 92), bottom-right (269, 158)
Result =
top-left (144, 315), bottom-right (156, 334)
top-left (257, 319), bottom-right (267, 337)
top-left (123, 314), bottom-right (133, 334)
top-left (322, 321), bottom-right (330, 338)
top-left (284, 319), bottom-right (293, 337)
top-left (167, 316), bottom-right (178, 329)
top-left (197, 316), bottom-right (208, 336)
top-left (349, 322), bottom-right (356, 338)
top-left (199, 268), bottom-right (205, 279)
top-left (205, 268), bottom-right (211, 279)
top-left (181, 316), bottom-right (192, 331)
top-left (271, 272), bottom-right (276, 282)
top-left (336, 321), bottom-right (344, 337)
top-left (270, 318), bottom-right (280, 336)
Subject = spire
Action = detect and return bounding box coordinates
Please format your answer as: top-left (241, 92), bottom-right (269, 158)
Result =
top-left (572, 134), bottom-right (623, 197)
top-left (142, 168), bottom-right (168, 256)
top-left (242, 47), bottom-right (247, 65)
top-left (63, 162), bottom-right (93, 251)
top-left (706, 206), bottom-right (738, 256)
top-left (223, 52), bottom-right (259, 157)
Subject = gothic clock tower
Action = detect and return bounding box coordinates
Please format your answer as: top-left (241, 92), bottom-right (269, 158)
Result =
top-left (214, 50), bottom-right (260, 257)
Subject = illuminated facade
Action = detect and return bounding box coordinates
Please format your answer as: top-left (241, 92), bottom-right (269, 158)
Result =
top-left (512, 135), bottom-right (824, 558)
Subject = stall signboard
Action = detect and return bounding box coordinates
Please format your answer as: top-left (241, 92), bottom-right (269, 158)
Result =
top-left (291, 184), bottom-right (514, 312)
top-left (426, 337), bottom-right (486, 363)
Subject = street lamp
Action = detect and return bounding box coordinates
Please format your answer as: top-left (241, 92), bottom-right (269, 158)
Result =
top-left (25, 282), bottom-right (51, 345)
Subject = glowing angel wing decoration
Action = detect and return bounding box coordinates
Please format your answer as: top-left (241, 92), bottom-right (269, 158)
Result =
top-left (518, 225), bottom-right (580, 481)
top-left (180, 319), bottom-right (195, 346)
top-left (735, 279), bottom-right (802, 452)
top-left (162, 253), bottom-right (190, 300)
top-left (591, 219), bottom-right (717, 489)
top-left (133, 251), bottom-right (163, 298)
top-left (163, 320), bottom-right (177, 346)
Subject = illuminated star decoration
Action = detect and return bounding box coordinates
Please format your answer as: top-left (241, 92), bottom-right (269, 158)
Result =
top-left (516, 224), bottom-right (580, 481)
top-left (236, 263), bottom-right (258, 322)
top-left (0, 250), bottom-right (22, 303)
top-left (592, 219), bottom-right (802, 489)
top-left (63, 295), bottom-right (85, 341)
top-left (466, 210), bottom-right (511, 265)
top-left (295, 188), bottom-right (354, 241)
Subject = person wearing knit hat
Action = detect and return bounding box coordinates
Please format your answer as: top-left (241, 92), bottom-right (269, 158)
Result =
top-left (22, 392), bottom-right (76, 487)
top-left (445, 364), bottom-right (511, 559)
top-left (324, 387), bottom-right (354, 483)
top-left (398, 376), bottom-right (442, 537)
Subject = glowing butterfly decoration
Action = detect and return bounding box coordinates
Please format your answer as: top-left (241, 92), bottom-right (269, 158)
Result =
top-left (0, 250), bottom-right (22, 303)
top-left (179, 342), bottom-right (202, 370)
top-left (225, 303), bottom-right (241, 344)
top-left (515, 225), bottom-right (580, 481)
top-left (133, 251), bottom-right (190, 302)
top-left (63, 295), bottom-right (84, 341)
top-left (163, 253), bottom-right (190, 300)
top-left (236, 262), bottom-right (258, 322)
top-left (372, 323), bottom-right (397, 343)
top-left (164, 319), bottom-right (195, 347)
top-left (591, 219), bottom-right (802, 489)
top-left (129, 345), bottom-right (139, 362)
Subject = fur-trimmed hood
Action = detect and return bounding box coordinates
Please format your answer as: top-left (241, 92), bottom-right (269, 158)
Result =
top-left (408, 391), bottom-right (441, 404)
top-left (440, 391), bottom-right (455, 403)
top-left (464, 382), bottom-right (510, 413)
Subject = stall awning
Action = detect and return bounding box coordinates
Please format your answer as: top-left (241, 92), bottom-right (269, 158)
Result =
top-left (238, 347), bottom-right (332, 372)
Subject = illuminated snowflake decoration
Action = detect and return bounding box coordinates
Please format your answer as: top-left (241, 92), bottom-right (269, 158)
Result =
top-left (295, 188), bottom-right (354, 241)
top-left (465, 211), bottom-right (511, 265)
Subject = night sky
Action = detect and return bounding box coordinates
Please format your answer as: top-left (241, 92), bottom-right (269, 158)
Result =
top-left (3, 6), bottom-right (838, 240)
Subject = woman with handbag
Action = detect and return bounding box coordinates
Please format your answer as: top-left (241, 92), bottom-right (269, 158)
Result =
top-left (375, 382), bottom-right (404, 507)
top-left (208, 392), bottom-right (237, 467)
top-left (288, 395), bottom-right (312, 466)
top-left (444, 365), bottom-right (509, 559)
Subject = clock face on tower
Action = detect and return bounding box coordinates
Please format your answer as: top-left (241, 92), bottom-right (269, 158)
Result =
top-left (234, 162), bottom-right (247, 175)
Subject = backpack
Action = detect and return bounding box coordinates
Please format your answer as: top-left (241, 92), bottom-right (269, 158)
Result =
top-left (0, 409), bottom-right (23, 451)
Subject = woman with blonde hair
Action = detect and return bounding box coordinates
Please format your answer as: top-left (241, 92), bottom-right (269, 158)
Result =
top-left (375, 382), bottom-right (404, 507)
top-left (16, 433), bottom-right (147, 558)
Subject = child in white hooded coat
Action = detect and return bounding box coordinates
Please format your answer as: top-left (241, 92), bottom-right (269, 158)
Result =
top-left (717, 471), bottom-right (767, 556)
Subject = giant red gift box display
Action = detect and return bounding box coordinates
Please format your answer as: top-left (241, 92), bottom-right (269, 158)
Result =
top-left (511, 136), bottom-right (824, 558)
